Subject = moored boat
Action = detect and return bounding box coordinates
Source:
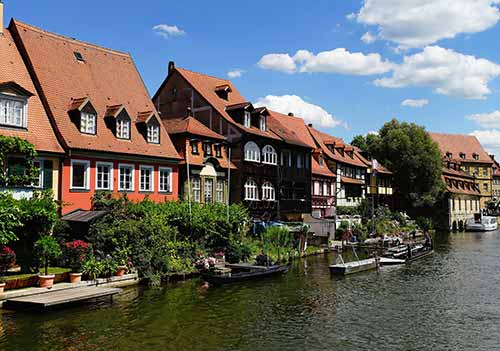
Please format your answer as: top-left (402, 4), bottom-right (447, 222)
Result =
top-left (466, 214), bottom-right (498, 232)
top-left (201, 264), bottom-right (288, 285)
top-left (329, 258), bottom-right (378, 276)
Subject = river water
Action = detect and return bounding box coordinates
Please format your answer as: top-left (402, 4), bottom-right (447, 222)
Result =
top-left (1, 231), bottom-right (499, 351)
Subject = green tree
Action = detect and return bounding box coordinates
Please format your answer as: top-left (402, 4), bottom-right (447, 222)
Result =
top-left (351, 133), bottom-right (380, 158)
top-left (367, 119), bottom-right (445, 212)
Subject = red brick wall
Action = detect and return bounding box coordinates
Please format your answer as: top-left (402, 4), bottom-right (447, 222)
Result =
top-left (61, 157), bottom-right (178, 214)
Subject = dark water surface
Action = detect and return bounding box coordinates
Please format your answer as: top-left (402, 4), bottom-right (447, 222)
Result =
top-left (1, 232), bottom-right (499, 351)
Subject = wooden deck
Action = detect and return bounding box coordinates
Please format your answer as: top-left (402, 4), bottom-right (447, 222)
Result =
top-left (3, 286), bottom-right (122, 310)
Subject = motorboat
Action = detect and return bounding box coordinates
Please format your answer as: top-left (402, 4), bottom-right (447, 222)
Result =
top-left (466, 214), bottom-right (498, 232)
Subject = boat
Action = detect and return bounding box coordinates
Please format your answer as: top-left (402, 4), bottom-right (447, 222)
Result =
top-left (382, 243), bottom-right (433, 263)
top-left (329, 258), bottom-right (378, 276)
top-left (201, 264), bottom-right (289, 284)
top-left (465, 214), bottom-right (498, 232)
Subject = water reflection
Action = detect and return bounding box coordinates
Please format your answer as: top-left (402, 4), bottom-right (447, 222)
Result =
top-left (1, 231), bottom-right (499, 350)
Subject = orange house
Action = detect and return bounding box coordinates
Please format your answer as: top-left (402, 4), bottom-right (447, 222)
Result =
top-left (9, 19), bottom-right (180, 214)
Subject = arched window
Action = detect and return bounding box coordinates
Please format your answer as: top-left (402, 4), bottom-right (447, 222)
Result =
top-left (244, 142), bottom-right (260, 162)
top-left (262, 182), bottom-right (275, 201)
top-left (244, 179), bottom-right (259, 200)
top-left (262, 145), bottom-right (277, 165)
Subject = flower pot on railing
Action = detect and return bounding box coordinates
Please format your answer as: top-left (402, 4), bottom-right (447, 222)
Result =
top-left (115, 266), bottom-right (127, 277)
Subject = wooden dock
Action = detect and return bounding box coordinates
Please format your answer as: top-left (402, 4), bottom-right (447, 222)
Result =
top-left (3, 286), bottom-right (122, 310)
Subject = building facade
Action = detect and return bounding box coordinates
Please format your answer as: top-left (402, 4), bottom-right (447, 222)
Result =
top-left (0, 19), bottom-right (64, 199)
top-left (163, 113), bottom-right (235, 204)
top-left (430, 132), bottom-right (493, 209)
top-left (153, 63), bottom-right (312, 220)
top-left (9, 19), bottom-right (180, 214)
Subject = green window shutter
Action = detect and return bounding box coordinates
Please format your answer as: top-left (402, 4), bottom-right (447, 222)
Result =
top-left (43, 160), bottom-right (53, 189)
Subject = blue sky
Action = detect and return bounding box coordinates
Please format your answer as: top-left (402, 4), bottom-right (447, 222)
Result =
top-left (5, 0), bottom-right (500, 155)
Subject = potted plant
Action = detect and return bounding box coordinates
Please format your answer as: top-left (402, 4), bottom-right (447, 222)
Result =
top-left (64, 240), bottom-right (90, 283)
top-left (82, 256), bottom-right (103, 284)
top-left (113, 249), bottom-right (129, 277)
top-left (34, 235), bottom-right (62, 288)
top-left (100, 257), bottom-right (118, 279)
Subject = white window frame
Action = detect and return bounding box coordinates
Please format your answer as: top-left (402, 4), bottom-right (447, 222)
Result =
top-left (116, 117), bottom-right (130, 139)
top-left (262, 145), bottom-right (277, 165)
top-left (95, 162), bottom-right (114, 190)
top-left (139, 165), bottom-right (154, 192)
top-left (70, 159), bottom-right (90, 190)
top-left (244, 111), bottom-right (251, 128)
top-left (80, 111), bottom-right (96, 134)
top-left (33, 158), bottom-right (44, 188)
top-left (118, 163), bottom-right (135, 192)
top-left (0, 93), bottom-right (28, 128)
top-left (244, 141), bottom-right (260, 162)
top-left (244, 179), bottom-right (259, 201)
top-left (216, 179), bottom-right (224, 203)
top-left (192, 177), bottom-right (201, 202)
top-left (158, 167), bottom-right (172, 193)
top-left (147, 121), bottom-right (160, 144)
top-left (262, 182), bottom-right (275, 201)
top-left (259, 116), bottom-right (266, 131)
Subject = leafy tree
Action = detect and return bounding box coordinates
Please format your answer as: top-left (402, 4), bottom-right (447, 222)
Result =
top-left (366, 119), bottom-right (445, 212)
top-left (34, 235), bottom-right (62, 275)
top-left (351, 133), bottom-right (380, 158)
top-left (0, 193), bottom-right (22, 245)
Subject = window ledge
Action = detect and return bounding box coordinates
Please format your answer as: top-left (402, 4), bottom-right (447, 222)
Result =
top-left (118, 189), bottom-right (135, 193)
top-left (70, 188), bottom-right (90, 193)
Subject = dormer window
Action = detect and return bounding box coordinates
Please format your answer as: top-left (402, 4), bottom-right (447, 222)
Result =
top-left (147, 119), bottom-right (160, 144)
top-left (460, 152), bottom-right (466, 160)
top-left (116, 116), bottom-right (130, 139)
top-left (215, 145), bottom-right (222, 158)
top-left (319, 156), bottom-right (324, 167)
top-left (80, 111), bottom-right (96, 134)
top-left (473, 153), bottom-right (479, 161)
top-left (191, 141), bottom-right (199, 154)
top-left (244, 111), bottom-right (251, 128)
top-left (446, 152), bottom-right (453, 159)
top-left (204, 143), bottom-right (212, 156)
top-left (259, 116), bottom-right (266, 131)
top-left (215, 84), bottom-right (232, 100)
top-left (0, 94), bottom-right (27, 128)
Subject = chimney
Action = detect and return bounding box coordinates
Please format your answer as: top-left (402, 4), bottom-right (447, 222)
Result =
top-left (168, 61), bottom-right (175, 75)
top-left (288, 112), bottom-right (294, 117)
top-left (0, 1), bottom-right (4, 36)
top-left (308, 123), bottom-right (313, 127)
top-left (186, 106), bottom-right (193, 118)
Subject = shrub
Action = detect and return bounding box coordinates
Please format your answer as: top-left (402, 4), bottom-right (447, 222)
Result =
top-left (0, 193), bottom-right (22, 245)
top-left (34, 235), bottom-right (62, 275)
top-left (83, 256), bottom-right (103, 281)
top-left (225, 240), bottom-right (252, 264)
top-left (0, 246), bottom-right (16, 274)
top-left (100, 257), bottom-right (118, 278)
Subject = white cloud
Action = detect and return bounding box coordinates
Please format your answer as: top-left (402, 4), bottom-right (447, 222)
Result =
top-left (153, 24), bottom-right (186, 38)
top-left (355, 0), bottom-right (500, 48)
top-left (227, 69), bottom-right (245, 78)
top-left (258, 48), bottom-right (392, 76)
top-left (401, 98), bottom-right (429, 108)
top-left (470, 130), bottom-right (500, 157)
top-left (255, 95), bottom-right (344, 128)
top-left (467, 110), bottom-right (500, 128)
top-left (257, 54), bottom-right (296, 73)
top-left (374, 46), bottom-right (500, 99)
top-left (361, 31), bottom-right (377, 44)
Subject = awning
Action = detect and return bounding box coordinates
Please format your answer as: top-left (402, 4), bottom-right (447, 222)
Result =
top-left (341, 177), bottom-right (364, 185)
top-left (61, 210), bottom-right (108, 223)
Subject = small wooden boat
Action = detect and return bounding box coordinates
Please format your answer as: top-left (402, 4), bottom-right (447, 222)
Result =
top-left (382, 244), bottom-right (433, 263)
top-left (379, 257), bottom-right (406, 266)
top-left (201, 264), bottom-right (288, 285)
top-left (329, 258), bottom-right (378, 276)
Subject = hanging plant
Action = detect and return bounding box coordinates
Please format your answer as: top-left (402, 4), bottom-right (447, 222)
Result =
top-left (0, 136), bottom-right (39, 187)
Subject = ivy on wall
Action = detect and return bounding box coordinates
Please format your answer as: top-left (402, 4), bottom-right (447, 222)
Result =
top-left (0, 136), bottom-right (39, 187)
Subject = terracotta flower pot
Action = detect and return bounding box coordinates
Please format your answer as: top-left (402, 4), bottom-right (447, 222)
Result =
top-left (115, 266), bottom-right (127, 277)
top-left (69, 272), bottom-right (83, 284)
top-left (0, 282), bottom-right (6, 294)
top-left (39, 274), bottom-right (55, 288)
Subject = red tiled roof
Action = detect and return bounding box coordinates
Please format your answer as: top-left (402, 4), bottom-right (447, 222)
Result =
top-left (354, 150), bottom-right (393, 175)
top-left (312, 157), bottom-right (336, 177)
top-left (11, 20), bottom-right (179, 160)
top-left (307, 126), bottom-right (367, 168)
top-left (0, 28), bottom-right (63, 154)
top-left (163, 117), bottom-right (226, 140)
top-left (171, 68), bottom-right (281, 141)
top-left (429, 132), bottom-right (492, 164)
top-left (267, 110), bottom-right (315, 149)
top-left (341, 177), bottom-right (365, 185)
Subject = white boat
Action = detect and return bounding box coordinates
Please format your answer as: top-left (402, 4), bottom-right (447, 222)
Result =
top-left (329, 258), bottom-right (378, 275)
top-left (466, 214), bottom-right (498, 232)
